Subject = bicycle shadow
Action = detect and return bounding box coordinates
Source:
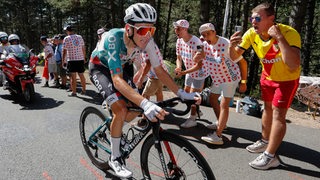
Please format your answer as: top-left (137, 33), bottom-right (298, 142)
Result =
top-left (166, 119), bottom-right (320, 179)
top-left (162, 114), bottom-right (214, 143)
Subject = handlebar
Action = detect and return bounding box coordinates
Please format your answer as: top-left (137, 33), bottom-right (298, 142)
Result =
top-left (127, 97), bottom-right (197, 117)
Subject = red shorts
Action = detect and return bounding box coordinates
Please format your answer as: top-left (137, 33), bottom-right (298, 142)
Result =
top-left (260, 78), bottom-right (299, 108)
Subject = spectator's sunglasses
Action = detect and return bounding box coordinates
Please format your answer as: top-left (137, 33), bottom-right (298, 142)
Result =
top-left (129, 24), bottom-right (156, 36)
top-left (249, 16), bottom-right (262, 23)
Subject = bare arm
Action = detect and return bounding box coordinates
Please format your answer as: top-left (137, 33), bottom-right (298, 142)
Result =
top-left (154, 65), bottom-right (179, 94)
top-left (268, 25), bottom-right (300, 71)
top-left (82, 45), bottom-right (86, 62)
top-left (175, 55), bottom-right (183, 74)
top-left (62, 48), bottom-right (67, 64)
top-left (180, 50), bottom-right (205, 75)
top-left (136, 60), bottom-right (151, 88)
top-left (178, 61), bottom-right (202, 76)
top-left (238, 58), bottom-right (247, 93)
top-left (45, 53), bottom-right (53, 59)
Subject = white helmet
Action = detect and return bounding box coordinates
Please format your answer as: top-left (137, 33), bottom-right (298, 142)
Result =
top-left (124, 3), bottom-right (157, 24)
top-left (0, 31), bottom-right (8, 39)
top-left (8, 34), bottom-right (20, 42)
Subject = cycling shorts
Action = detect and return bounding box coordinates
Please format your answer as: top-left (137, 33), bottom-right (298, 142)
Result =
top-left (260, 78), bottom-right (299, 108)
top-left (89, 62), bottom-right (136, 106)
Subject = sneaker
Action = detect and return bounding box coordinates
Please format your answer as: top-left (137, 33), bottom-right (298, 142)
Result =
top-left (68, 92), bottom-right (77, 97)
top-left (246, 140), bottom-right (268, 153)
top-left (80, 90), bottom-right (86, 95)
top-left (206, 121), bottom-right (228, 130)
top-left (108, 157), bottom-right (133, 178)
top-left (132, 118), bottom-right (149, 131)
top-left (249, 153), bottom-right (280, 170)
top-left (201, 132), bottom-right (223, 145)
top-left (180, 117), bottom-right (197, 128)
top-left (206, 121), bottom-right (218, 130)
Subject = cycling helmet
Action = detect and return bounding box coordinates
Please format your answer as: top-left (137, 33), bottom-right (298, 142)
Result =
top-left (8, 34), bottom-right (20, 42)
top-left (0, 32), bottom-right (8, 39)
top-left (124, 3), bottom-right (157, 24)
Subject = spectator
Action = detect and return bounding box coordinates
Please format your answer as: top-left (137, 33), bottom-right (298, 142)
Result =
top-left (198, 23), bottom-right (247, 145)
top-left (54, 34), bottom-right (67, 89)
top-left (229, 2), bottom-right (301, 170)
top-left (62, 25), bottom-right (86, 96)
top-left (173, 19), bottom-right (208, 128)
top-left (133, 48), bottom-right (169, 130)
top-left (40, 36), bottom-right (58, 88)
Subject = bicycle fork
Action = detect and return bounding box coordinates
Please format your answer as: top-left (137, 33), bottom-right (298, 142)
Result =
top-left (152, 121), bottom-right (177, 178)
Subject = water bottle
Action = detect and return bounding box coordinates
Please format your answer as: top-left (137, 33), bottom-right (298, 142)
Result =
top-left (236, 100), bottom-right (241, 113)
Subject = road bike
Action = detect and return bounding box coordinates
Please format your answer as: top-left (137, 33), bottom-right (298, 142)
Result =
top-left (79, 97), bottom-right (215, 179)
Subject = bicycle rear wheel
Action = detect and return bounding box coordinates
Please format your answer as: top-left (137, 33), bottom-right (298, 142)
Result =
top-left (140, 130), bottom-right (215, 180)
top-left (79, 106), bottom-right (111, 170)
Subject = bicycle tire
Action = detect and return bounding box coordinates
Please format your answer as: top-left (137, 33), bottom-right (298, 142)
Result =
top-left (140, 130), bottom-right (215, 180)
top-left (79, 106), bottom-right (111, 170)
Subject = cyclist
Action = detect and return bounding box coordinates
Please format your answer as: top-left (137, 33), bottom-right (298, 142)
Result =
top-left (89, 3), bottom-right (201, 178)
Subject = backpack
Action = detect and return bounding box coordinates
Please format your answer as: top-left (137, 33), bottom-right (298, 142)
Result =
top-left (240, 96), bottom-right (262, 118)
top-left (200, 88), bottom-right (211, 107)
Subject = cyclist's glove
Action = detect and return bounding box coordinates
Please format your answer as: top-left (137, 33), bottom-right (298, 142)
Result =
top-left (177, 89), bottom-right (200, 101)
top-left (140, 98), bottom-right (162, 121)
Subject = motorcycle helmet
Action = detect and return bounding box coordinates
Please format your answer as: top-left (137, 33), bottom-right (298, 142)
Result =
top-left (8, 34), bottom-right (20, 44)
top-left (124, 3), bottom-right (157, 24)
top-left (0, 31), bottom-right (8, 42)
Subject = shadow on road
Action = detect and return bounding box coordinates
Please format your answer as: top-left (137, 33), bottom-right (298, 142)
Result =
top-left (0, 92), bottom-right (64, 110)
top-left (74, 89), bottom-right (103, 105)
top-left (163, 114), bottom-right (320, 179)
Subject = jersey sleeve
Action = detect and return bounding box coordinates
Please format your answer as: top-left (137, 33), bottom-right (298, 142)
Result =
top-left (144, 38), bottom-right (161, 68)
top-left (282, 26), bottom-right (301, 49)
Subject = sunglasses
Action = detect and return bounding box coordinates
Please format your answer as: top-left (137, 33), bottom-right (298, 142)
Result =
top-left (129, 24), bottom-right (156, 36)
top-left (249, 16), bottom-right (262, 23)
top-left (0, 37), bottom-right (8, 41)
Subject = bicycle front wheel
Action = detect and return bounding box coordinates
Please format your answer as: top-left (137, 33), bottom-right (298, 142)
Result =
top-left (79, 106), bottom-right (111, 170)
top-left (140, 130), bottom-right (215, 180)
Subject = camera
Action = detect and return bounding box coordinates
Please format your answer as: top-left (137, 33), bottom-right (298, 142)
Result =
top-left (235, 25), bottom-right (243, 33)
top-left (196, 45), bottom-right (203, 52)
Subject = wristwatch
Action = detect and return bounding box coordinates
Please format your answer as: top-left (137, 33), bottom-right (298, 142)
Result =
top-left (240, 80), bottom-right (247, 84)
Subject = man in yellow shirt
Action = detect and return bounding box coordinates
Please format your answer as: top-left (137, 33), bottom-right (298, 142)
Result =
top-left (229, 3), bottom-right (301, 170)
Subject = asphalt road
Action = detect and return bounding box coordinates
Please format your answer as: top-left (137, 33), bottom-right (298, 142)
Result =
top-left (0, 73), bottom-right (319, 180)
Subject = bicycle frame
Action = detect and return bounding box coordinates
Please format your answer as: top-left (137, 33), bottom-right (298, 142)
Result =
top-left (87, 114), bottom-right (179, 179)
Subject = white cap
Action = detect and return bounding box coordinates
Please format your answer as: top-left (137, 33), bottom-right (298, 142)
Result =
top-left (97, 28), bottom-right (105, 35)
top-left (173, 19), bottom-right (189, 29)
top-left (199, 23), bottom-right (215, 34)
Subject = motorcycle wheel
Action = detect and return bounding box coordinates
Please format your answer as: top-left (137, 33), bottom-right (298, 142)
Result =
top-left (23, 83), bottom-right (34, 102)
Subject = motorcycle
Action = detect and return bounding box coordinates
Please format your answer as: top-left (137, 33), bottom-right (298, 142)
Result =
top-left (0, 46), bottom-right (38, 102)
